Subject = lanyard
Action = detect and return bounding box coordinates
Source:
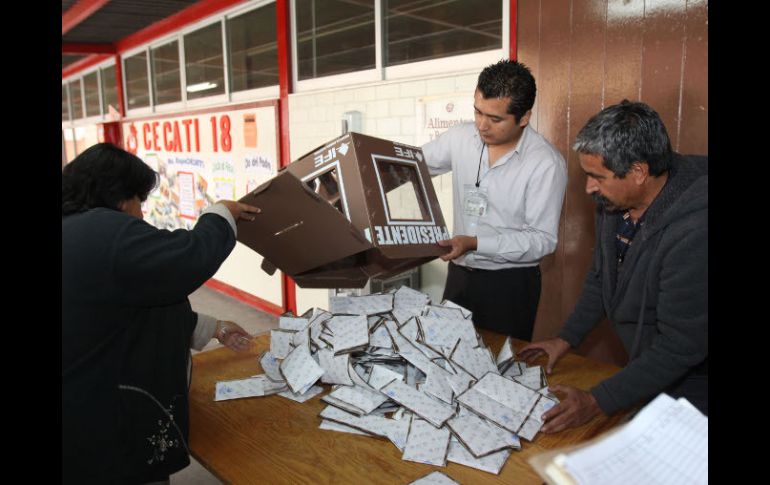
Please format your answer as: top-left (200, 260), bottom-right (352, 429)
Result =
top-left (475, 143), bottom-right (486, 188)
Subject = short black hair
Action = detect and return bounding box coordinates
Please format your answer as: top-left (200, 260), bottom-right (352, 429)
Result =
top-left (476, 59), bottom-right (537, 122)
top-left (62, 143), bottom-right (158, 215)
top-left (573, 100), bottom-right (673, 177)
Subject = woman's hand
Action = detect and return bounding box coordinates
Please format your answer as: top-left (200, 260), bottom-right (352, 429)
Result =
top-left (215, 320), bottom-right (253, 352)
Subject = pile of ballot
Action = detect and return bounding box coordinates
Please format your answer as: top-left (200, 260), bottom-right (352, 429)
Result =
top-left (214, 286), bottom-right (558, 474)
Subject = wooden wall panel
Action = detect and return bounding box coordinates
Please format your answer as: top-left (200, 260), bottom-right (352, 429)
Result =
top-left (559, 0), bottom-right (605, 328)
top-left (517, 0), bottom-right (708, 366)
top-left (527, 0), bottom-right (571, 343)
top-left (641, 0), bottom-right (686, 147)
top-left (604, 0), bottom-right (645, 105)
top-left (581, 0), bottom-right (647, 366)
top-left (678, 0), bottom-right (708, 154)
top-left (561, 1), bottom-right (627, 365)
top-left (517, 0), bottom-right (541, 128)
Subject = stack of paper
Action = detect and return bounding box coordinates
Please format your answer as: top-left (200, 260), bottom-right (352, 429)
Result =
top-left (529, 393), bottom-right (708, 485)
top-left (214, 287), bottom-right (555, 475)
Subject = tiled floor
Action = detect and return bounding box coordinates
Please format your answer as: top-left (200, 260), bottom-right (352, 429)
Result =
top-left (171, 284), bottom-right (281, 484)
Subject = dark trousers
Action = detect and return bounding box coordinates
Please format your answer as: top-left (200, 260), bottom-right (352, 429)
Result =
top-left (442, 262), bottom-right (541, 341)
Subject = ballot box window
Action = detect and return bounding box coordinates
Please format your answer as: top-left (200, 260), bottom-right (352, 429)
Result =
top-left (374, 158), bottom-right (431, 223)
top-left (304, 166), bottom-right (349, 219)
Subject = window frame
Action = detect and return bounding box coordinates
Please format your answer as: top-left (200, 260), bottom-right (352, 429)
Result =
top-left (226, 0), bottom-right (281, 103)
top-left (291, 0), bottom-right (509, 93)
top-left (81, 69), bottom-right (103, 119)
top-left (65, 0), bottom-right (507, 117)
top-left (99, 63), bottom-right (120, 118)
top-left (122, 44), bottom-right (154, 117)
top-left (179, 17), bottom-right (230, 109)
top-left (291, 0), bottom-right (380, 92)
top-left (149, 37), bottom-right (185, 110)
top-left (63, 57), bottom-right (120, 127)
top-left (119, 2), bottom-right (283, 116)
top-left (68, 77), bottom-right (85, 121)
top-left (62, 82), bottom-right (71, 123)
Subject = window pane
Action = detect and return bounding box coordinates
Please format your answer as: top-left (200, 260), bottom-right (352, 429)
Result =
top-left (62, 85), bottom-right (69, 121)
top-left (184, 23), bottom-right (225, 100)
top-left (125, 52), bottom-right (150, 109)
top-left (385, 0), bottom-right (502, 67)
top-left (228, 4), bottom-right (278, 92)
top-left (84, 71), bottom-right (101, 117)
top-left (152, 41), bottom-right (181, 105)
top-left (69, 80), bottom-right (83, 119)
top-left (296, 0), bottom-right (375, 80)
top-left (375, 159), bottom-right (430, 221)
top-left (101, 65), bottom-right (119, 115)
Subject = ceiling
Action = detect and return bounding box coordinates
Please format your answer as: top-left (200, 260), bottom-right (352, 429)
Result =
top-left (62, 0), bottom-right (200, 70)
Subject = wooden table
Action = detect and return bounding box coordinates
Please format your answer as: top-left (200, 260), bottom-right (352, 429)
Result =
top-left (189, 330), bottom-right (625, 484)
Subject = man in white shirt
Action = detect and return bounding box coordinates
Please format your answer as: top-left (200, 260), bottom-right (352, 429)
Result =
top-left (422, 59), bottom-right (567, 340)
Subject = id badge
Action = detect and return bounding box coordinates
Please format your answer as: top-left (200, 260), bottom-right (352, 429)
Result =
top-left (463, 184), bottom-right (488, 217)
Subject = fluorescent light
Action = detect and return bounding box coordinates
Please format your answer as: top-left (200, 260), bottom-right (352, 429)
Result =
top-left (186, 82), bottom-right (218, 93)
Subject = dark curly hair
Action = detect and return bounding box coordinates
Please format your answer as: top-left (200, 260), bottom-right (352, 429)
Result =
top-left (62, 143), bottom-right (158, 215)
top-left (476, 59), bottom-right (537, 122)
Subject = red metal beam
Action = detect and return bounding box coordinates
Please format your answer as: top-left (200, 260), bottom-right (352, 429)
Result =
top-left (509, 0), bottom-right (517, 60)
top-left (276, 0), bottom-right (292, 170)
top-left (115, 0), bottom-right (247, 53)
top-left (62, 0), bottom-right (110, 35)
top-left (276, 0), bottom-right (296, 315)
top-left (62, 43), bottom-right (116, 55)
top-left (62, 54), bottom-right (112, 79)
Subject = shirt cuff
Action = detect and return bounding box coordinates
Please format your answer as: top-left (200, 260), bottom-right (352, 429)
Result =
top-left (192, 313), bottom-right (218, 350)
top-left (201, 203), bottom-right (237, 236)
top-left (475, 235), bottom-right (496, 257)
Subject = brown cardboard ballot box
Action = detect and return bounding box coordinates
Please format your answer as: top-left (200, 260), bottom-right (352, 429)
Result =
top-left (236, 132), bottom-right (450, 288)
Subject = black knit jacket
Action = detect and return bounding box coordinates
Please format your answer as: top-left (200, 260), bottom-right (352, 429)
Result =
top-left (62, 208), bottom-right (235, 484)
top-left (559, 154), bottom-right (708, 416)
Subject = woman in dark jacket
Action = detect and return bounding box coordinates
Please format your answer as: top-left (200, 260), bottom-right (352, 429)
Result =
top-left (62, 143), bottom-right (259, 484)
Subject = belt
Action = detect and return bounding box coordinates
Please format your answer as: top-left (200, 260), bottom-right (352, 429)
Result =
top-left (451, 262), bottom-right (537, 273)
top-left (453, 264), bottom-right (488, 272)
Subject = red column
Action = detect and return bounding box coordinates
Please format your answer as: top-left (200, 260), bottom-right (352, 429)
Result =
top-left (276, 0), bottom-right (297, 314)
top-left (114, 54), bottom-right (125, 117)
top-left (509, 0), bottom-right (517, 60)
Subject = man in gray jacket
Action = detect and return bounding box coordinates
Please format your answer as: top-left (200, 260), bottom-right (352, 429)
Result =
top-left (520, 100), bottom-right (707, 432)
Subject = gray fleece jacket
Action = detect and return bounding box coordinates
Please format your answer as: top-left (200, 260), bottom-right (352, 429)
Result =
top-left (559, 154), bottom-right (708, 416)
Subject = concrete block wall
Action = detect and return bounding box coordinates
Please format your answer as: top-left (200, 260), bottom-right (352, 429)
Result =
top-left (289, 71), bottom-right (479, 313)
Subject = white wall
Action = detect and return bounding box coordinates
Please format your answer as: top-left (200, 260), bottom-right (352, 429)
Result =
top-left (288, 71), bottom-right (479, 314)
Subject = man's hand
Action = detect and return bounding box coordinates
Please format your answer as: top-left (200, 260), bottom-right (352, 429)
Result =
top-left (438, 235), bottom-right (478, 261)
top-left (215, 320), bottom-right (253, 352)
top-left (540, 385), bottom-right (604, 433)
top-left (519, 337), bottom-right (571, 374)
top-left (218, 200), bottom-right (261, 221)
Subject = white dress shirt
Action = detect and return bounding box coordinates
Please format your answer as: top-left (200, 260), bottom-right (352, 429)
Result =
top-left (423, 122), bottom-right (567, 269)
